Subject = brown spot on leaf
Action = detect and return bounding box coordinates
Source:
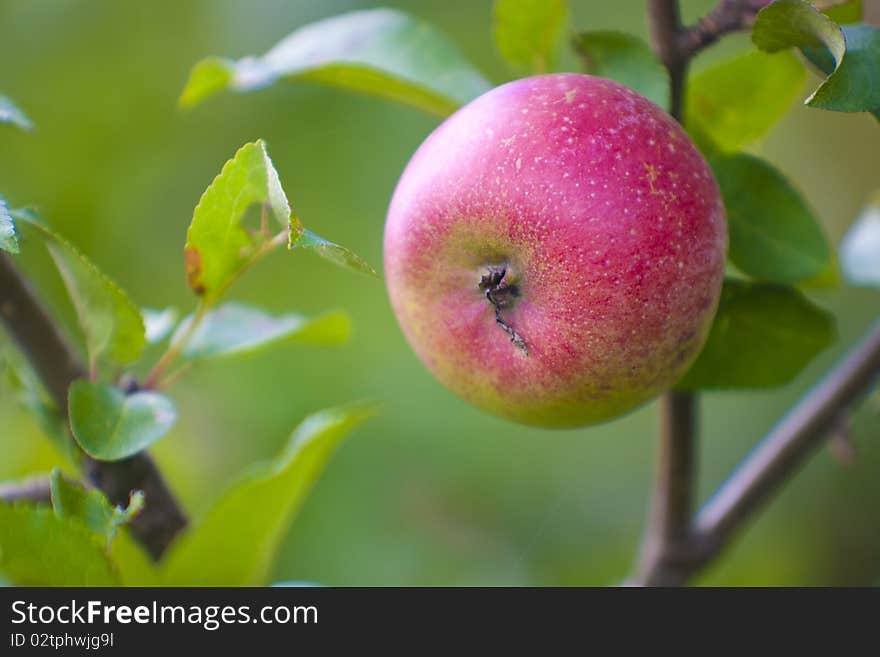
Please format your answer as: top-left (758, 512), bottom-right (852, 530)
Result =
top-left (184, 247), bottom-right (206, 295)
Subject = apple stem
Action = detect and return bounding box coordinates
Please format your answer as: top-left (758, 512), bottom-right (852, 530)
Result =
top-left (479, 266), bottom-right (528, 355)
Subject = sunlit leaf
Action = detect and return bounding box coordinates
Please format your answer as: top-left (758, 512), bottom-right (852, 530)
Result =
top-left (840, 196), bottom-right (880, 287)
top-left (49, 469), bottom-right (142, 547)
top-left (824, 0), bottom-right (863, 24)
top-left (712, 153), bottom-right (830, 284)
top-left (753, 0), bottom-right (880, 118)
top-left (14, 211), bottom-right (146, 368)
top-left (174, 303), bottom-right (351, 361)
top-left (112, 529), bottom-right (161, 586)
top-left (142, 307), bottom-right (179, 344)
top-left (162, 403), bottom-right (377, 585)
top-left (0, 196), bottom-right (19, 254)
top-left (290, 228), bottom-right (378, 278)
top-left (687, 50), bottom-right (805, 153)
top-left (68, 380), bottom-right (177, 461)
top-left (572, 31), bottom-right (668, 109)
top-left (677, 279), bottom-right (836, 390)
top-left (184, 140), bottom-right (292, 302)
top-left (181, 8), bottom-right (491, 118)
top-left (0, 95), bottom-right (33, 131)
top-left (0, 503), bottom-right (118, 585)
top-left (494, 0), bottom-right (569, 74)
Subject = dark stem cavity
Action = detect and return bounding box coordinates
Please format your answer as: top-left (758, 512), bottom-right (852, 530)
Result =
top-left (479, 265), bottom-right (528, 355)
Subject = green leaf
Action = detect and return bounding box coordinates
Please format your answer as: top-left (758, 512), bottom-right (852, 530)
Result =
top-left (15, 211), bottom-right (146, 368)
top-left (686, 50), bottom-right (805, 153)
top-left (290, 228), bottom-right (379, 278)
top-left (572, 31), bottom-right (668, 109)
top-left (676, 279), bottom-right (836, 390)
top-left (840, 196), bottom-right (880, 287)
top-left (0, 196), bottom-right (19, 254)
top-left (0, 95), bottom-right (33, 131)
top-left (753, 0), bottom-right (880, 117)
top-left (68, 380), bottom-right (177, 461)
top-left (162, 403), bottom-right (377, 585)
top-left (181, 8), bottom-right (491, 118)
top-left (184, 139), bottom-right (291, 302)
top-left (0, 503), bottom-right (118, 585)
top-left (49, 469), bottom-right (143, 545)
top-left (142, 307), bottom-right (179, 344)
top-left (112, 529), bottom-right (161, 586)
top-left (493, 0), bottom-right (569, 74)
top-left (174, 303), bottom-right (351, 361)
top-left (712, 153), bottom-right (830, 284)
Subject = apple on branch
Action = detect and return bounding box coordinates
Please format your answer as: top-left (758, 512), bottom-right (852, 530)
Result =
top-left (384, 74), bottom-right (727, 428)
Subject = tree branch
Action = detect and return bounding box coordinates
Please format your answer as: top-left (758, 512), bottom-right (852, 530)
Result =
top-left (0, 476), bottom-right (51, 504)
top-left (0, 252), bottom-right (187, 559)
top-left (632, 0), bottom-right (880, 586)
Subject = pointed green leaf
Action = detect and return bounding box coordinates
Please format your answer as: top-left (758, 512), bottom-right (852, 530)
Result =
top-left (494, 0), bottom-right (569, 74)
top-left (712, 153), bottom-right (830, 284)
top-left (69, 380), bottom-right (177, 461)
top-left (162, 403), bottom-right (377, 585)
top-left (0, 503), bottom-right (118, 585)
top-left (687, 50), bottom-right (805, 153)
top-left (840, 196), bottom-right (880, 287)
top-left (14, 211), bottom-right (146, 367)
top-left (0, 196), bottom-right (19, 254)
top-left (50, 469), bottom-right (143, 545)
top-left (753, 0), bottom-right (879, 118)
top-left (0, 95), bottom-right (33, 131)
top-left (181, 8), bottom-right (491, 118)
top-left (677, 279), bottom-right (836, 390)
top-left (185, 140), bottom-right (291, 301)
top-left (174, 303), bottom-right (351, 361)
top-left (573, 31), bottom-right (668, 109)
top-left (291, 228), bottom-right (378, 278)
top-left (142, 307), bottom-right (179, 344)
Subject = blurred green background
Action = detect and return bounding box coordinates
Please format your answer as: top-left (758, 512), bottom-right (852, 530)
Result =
top-left (1, 0), bottom-right (878, 586)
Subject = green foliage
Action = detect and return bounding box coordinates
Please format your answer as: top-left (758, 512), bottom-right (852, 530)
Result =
top-left (493, 0), bottom-right (569, 74)
top-left (677, 280), bottom-right (836, 390)
top-left (181, 8), bottom-right (490, 118)
top-left (0, 94), bottom-right (33, 131)
top-left (290, 229), bottom-right (379, 278)
top-left (174, 303), bottom-right (351, 360)
top-left (185, 139), bottom-right (290, 302)
top-left (753, 0), bottom-right (880, 118)
top-left (1, 351), bottom-right (78, 466)
top-left (711, 153), bottom-right (831, 285)
top-left (572, 31), bottom-right (668, 109)
top-left (14, 211), bottom-right (146, 369)
top-left (68, 380), bottom-right (177, 460)
top-left (0, 196), bottom-right (19, 254)
top-left (142, 307), bottom-right (179, 344)
top-left (840, 195), bottom-right (880, 287)
top-left (824, 0), bottom-right (862, 24)
top-left (686, 50), bottom-right (805, 153)
top-left (0, 503), bottom-right (118, 585)
top-left (49, 468), bottom-right (143, 545)
top-left (162, 403), bottom-right (376, 585)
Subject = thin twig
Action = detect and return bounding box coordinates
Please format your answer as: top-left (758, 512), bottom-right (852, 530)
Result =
top-left (0, 252), bottom-right (187, 559)
top-left (0, 476), bottom-right (51, 503)
top-left (677, 0), bottom-right (772, 60)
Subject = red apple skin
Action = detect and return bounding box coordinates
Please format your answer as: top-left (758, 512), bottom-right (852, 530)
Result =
top-left (384, 74), bottom-right (727, 428)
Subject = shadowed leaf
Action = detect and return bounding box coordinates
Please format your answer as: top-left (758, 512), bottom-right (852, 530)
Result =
top-left (50, 469), bottom-right (143, 545)
top-left (712, 153), bottom-right (831, 284)
top-left (677, 279), bottom-right (836, 390)
top-left (573, 31), bottom-right (668, 109)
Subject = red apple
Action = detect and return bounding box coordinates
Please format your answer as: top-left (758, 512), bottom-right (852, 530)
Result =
top-left (384, 74), bottom-right (727, 428)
